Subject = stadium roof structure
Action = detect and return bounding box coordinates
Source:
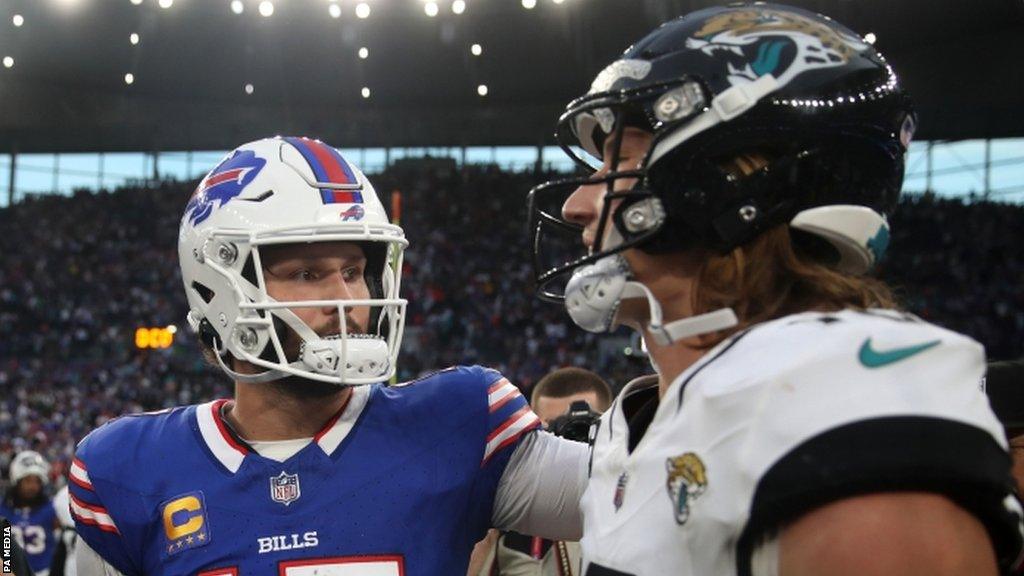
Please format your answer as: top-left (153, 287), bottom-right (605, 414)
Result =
top-left (0, 0), bottom-right (1022, 153)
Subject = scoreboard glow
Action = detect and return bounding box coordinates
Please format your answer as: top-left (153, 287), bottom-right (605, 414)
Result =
top-left (135, 325), bottom-right (178, 349)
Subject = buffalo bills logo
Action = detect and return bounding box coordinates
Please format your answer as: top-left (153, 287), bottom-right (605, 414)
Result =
top-left (340, 205), bottom-right (365, 222)
top-left (185, 150), bottom-right (267, 225)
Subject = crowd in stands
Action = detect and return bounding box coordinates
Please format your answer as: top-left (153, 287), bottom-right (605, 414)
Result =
top-left (1, 160), bottom-right (1021, 485)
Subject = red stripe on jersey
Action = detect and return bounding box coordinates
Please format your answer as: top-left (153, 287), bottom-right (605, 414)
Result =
top-left (72, 510), bottom-right (120, 534)
top-left (313, 392), bottom-right (353, 443)
top-left (211, 399), bottom-right (249, 456)
top-left (481, 418), bottom-right (541, 467)
top-left (198, 567), bottom-right (239, 576)
top-left (69, 473), bottom-right (93, 492)
top-left (487, 405), bottom-right (531, 443)
top-left (488, 389), bottom-right (521, 414)
top-left (69, 492), bottom-right (109, 515)
top-left (70, 458), bottom-right (94, 490)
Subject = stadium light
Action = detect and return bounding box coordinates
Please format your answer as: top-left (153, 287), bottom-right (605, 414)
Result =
top-left (358, 46), bottom-right (369, 59)
top-left (470, 43), bottom-right (482, 56)
top-left (552, 0), bottom-right (564, 4)
top-left (130, 0), bottom-right (143, 5)
top-left (329, 3), bottom-right (342, 18)
top-left (259, 1), bottom-right (274, 17)
top-left (424, 2), bottom-right (439, 17)
top-left (864, 32), bottom-right (877, 44)
top-left (245, 83), bottom-right (254, 94)
top-left (3, 57), bottom-right (13, 69)
top-left (12, 15), bottom-right (24, 27)
top-left (477, 84), bottom-right (488, 97)
top-left (158, 0), bottom-right (173, 9)
top-left (125, 73), bottom-right (135, 84)
top-left (522, 0), bottom-right (537, 9)
top-left (130, 33), bottom-right (140, 45)
top-left (355, 2), bottom-right (370, 18)
top-left (361, 87), bottom-right (371, 98)
top-left (231, 0), bottom-right (244, 14)
top-left (452, 0), bottom-right (466, 14)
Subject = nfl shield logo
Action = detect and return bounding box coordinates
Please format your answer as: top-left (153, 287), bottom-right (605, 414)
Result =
top-left (270, 471), bottom-right (301, 506)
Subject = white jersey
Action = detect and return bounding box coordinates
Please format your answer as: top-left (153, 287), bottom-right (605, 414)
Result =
top-left (581, 309), bottom-right (1023, 576)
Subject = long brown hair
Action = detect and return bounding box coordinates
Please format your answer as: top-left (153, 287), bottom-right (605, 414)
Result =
top-left (691, 225), bottom-right (897, 347)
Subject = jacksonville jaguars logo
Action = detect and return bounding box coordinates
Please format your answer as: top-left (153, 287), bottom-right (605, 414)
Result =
top-left (185, 150), bottom-right (267, 226)
top-left (685, 9), bottom-right (868, 88)
top-left (665, 452), bottom-right (707, 525)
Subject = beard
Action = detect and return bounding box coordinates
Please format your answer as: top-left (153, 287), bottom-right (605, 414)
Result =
top-left (266, 374), bottom-right (344, 400)
top-left (254, 314), bottom-right (369, 397)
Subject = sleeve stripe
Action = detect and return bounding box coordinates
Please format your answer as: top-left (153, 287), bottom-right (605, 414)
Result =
top-left (489, 388), bottom-right (522, 414)
top-left (487, 405), bottom-right (531, 442)
top-left (70, 459), bottom-right (94, 491)
top-left (70, 492), bottom-right (119, 534)
top-left (487, 377), bottom-right (512, 393)
top-left (482, 412), bottom-right (541, 466)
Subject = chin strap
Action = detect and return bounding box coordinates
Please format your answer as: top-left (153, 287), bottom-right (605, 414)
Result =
top-left (564, 255), bottom-right (739, 346)
top-left (213, 338), bottom-right (291, 384)
top-left (619, 281), bottom-right (738, 346)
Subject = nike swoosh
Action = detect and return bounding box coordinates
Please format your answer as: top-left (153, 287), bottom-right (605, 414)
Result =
top-left (859, 338), bottom-right (941, 368)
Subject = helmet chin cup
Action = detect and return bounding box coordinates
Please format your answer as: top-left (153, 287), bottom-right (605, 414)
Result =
top-left (299, 336), bottom-right (391, 381)
top-left (564, 255), bottom-right (632, 333)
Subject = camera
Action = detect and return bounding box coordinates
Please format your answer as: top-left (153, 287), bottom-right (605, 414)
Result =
top-left (547, 400), bottom-right (601, 443)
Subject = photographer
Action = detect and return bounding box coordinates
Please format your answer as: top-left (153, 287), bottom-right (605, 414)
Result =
top-left (469, 367), bottom-right (615, 576)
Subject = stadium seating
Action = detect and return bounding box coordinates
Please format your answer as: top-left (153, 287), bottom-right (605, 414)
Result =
top-left (2, 164), bottom-right (1021, 482)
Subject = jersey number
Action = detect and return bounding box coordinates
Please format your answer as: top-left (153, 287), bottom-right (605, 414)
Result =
top-left (279, 555), bottom-right (404, 575)
top-left (10, 524), bottom-right (47, 555)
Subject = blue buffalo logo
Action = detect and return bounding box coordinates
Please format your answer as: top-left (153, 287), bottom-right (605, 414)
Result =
top-left (185, 150), bottom-right (266, 226)
top-left (340, 205), bottom-right (365, 222)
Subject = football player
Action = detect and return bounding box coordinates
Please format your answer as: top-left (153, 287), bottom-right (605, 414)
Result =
top-left (528, 4), bottom-right (1023, 575)
top-left (70, 137), bottom-right (589, 575)
top-left (1, 450), bottom-right (59, 576)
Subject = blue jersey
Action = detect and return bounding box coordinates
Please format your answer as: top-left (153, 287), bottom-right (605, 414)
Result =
top-left (0, 496), bottom-right (58, 574)
top-left (69, 366), bottom-right (541, 576)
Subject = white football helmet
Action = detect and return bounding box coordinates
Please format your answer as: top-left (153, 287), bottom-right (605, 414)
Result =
top-left (178, 137), bottom-right (408, 386)
top-left (10, 450), bottom-right (50, 485)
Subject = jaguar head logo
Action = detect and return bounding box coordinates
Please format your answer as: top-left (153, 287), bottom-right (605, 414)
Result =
top-left (686, 9), bottom-right (868, 87)
top-left (666, 452), bottom-right (707, 525)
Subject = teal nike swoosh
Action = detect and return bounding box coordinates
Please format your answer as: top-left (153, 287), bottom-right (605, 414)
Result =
top-left (859, 338), bottom-right (941, 368)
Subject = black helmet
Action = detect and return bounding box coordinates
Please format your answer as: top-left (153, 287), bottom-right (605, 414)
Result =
top-left (529, 2), bottom-right (916, 301)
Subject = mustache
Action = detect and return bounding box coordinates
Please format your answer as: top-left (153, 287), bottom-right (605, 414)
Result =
top-left (313, 316), bottom-right (368, 337)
